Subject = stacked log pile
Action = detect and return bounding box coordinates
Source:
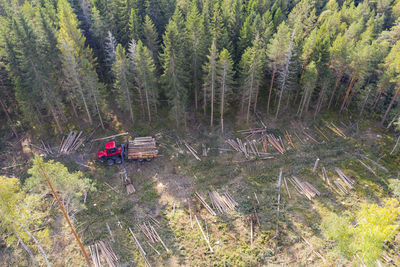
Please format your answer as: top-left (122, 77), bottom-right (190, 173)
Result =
top-left (288, 176), bottom-right (320, 200)
top-left (209, 191), bottom-right (238, 214)
top-left (89, 241), bottom-right (118, 267)
top-left (266, 134), bottom-right (286, 154)
top-left (59, 131), bottom-right (85, 154)
top-left (326, 122), bottom-right (346, 137)
top-left (333, 168), bottom-right (355, 194)
top-left (127, 137), bottom-right (158, 160)
top-left (226, 138), bottom-right (249, 158)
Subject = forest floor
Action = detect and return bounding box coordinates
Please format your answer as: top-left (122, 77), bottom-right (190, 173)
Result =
top-left (1, 111), bottom-right (400, 266)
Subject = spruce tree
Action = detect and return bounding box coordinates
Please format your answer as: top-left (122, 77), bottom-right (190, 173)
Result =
top-left (134, 40), bottom-right (158, 122)
top-left (266, 22), bottom-right (291, 114)
top-left (160, 9), bottom-right (188, 127)
top-left (240, 41), bottom-right (264, 123)
top-left (57, 0), bottom-right (105, 128)
top-left (203, 39), bottom-right (218, 126)
top-left (113, 43), bottom-right (135, 124)
top-left (186, 0), bottom-right (206, 111)
top-left (217, 48), bottom-right (235, 133)
top-left (142, 15), bottom-right (159, 61)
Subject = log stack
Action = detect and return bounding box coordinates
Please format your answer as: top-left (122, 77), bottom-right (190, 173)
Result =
top-left (127, 137), bottom-right (158, 160)
top-left (89, 241), bottom-right (118, 267)
top-left (209, 191), bottom-right (238, 214)
top-left (288, 176), bottom-right (320, 200)
top-left (59, 131), bottom-right (85, 154)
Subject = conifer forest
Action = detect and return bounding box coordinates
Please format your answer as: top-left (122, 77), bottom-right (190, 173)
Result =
top-left (1, 0), bottom-right (400, 266)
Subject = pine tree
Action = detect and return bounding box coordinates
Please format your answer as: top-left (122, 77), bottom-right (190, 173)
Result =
top-left (217, 48), bottom-right (235, 133)
top-left (203, 39), bottom-right (218, 126)
top-left (57, 0), bottom-right (105, 128)
top-left (134, 40), bottom-right (158, 122)
top-left (113, 43), bottom-right (135, 124)
top-left (160, 9), bottom-right (188, 127)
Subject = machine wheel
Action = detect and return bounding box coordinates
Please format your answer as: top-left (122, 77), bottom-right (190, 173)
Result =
top-left (145, 158), bottom-right (153, 162)
top-left (107, 159), bottom-right (115, 166)
top-left (98, 157), bottom-right (106, 163)
top-left (138, 158), bottom-right (145, 162)
top-left (115, 157), bottom-right (122, 165)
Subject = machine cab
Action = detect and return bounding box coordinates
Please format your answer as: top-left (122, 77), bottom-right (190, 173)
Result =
top-left (98, 141), bottom-right (122, 164)
top-left (105, 141), bottom-right (119, 155)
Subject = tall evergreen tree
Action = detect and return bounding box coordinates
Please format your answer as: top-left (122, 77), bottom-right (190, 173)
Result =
top-left (240, 41), bottom-right (264, 123)
top-left (134, 40), bottom-right (158, 122)
top-left (57, 0), bottom-right (105, 128)
top-left (186, 0), bottom-right (206, 111)
top-left (113, 43), bottom-right (135, 124)
top-left (217, 48), bottom-right (235, 133)
top-left (266, 22), bottom-right (291, 114)
top-left (203, 39), bottom-right (218, 126)
top-left (142, 15), bottom-right (159, 61)
top-left (160, 9), bottom-right (188, 127)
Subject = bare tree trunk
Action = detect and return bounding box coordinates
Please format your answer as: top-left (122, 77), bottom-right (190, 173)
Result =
top-left (92, 93), bottom-right (104, 130)
top-left (203, 84), bottom-right (207, 116)
top-left (314, 86), bottom-right (325, 120)
top-left (49, 107), bottom-right (63, 134)
top-left (18, 236), bottom-right (39, 267)
top-left (247, 66), bottom-right (255, 124)
top-left (0, 97), bottom-right (18, 138)
top-left (340, 75), bottom-right (356, 113)
top-left (360, 86), bottom-right (372, 116)
top-left (373, 87), bottom-right (383, 109)
top-left (69, 95), bottom-right (79, 118)
top-left (220, 68), bottom-right (227, 133)
top-left (381, 87), bottom-right (400, 126)
top-left (210, 62), bottom-right (215, 128)
top-left (145, 87), bottom-right (152, 123)
top-left (267, 66), bottom-right (276, 115)
top-left (137, 85), bottom-right (146, 120)
top-left (328, 71), bottom-right (342, 109)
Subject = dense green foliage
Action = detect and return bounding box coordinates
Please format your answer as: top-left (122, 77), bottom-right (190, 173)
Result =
top-left (322, 200), bottom-right (400, 266)
top-left (0, 0), bottom-right (399, 134)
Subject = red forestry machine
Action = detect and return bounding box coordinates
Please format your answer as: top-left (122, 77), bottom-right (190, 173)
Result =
top-left (98, 137), bottom-right (158, 166)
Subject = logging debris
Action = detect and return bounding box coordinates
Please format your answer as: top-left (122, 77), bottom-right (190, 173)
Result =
top-left (335, 168), bottom-right (355, 191)
top-left (59, 131), bottom-right (85, 154)
top-left (209, 191), bottom-right (238, 214)
top-left (195, 215), bottom-right (213, 252)
top-left (288, 176), bottom-right (320, 200)
top-left (91, 132), bottom-right (129, 142)
top-left (89, 241), bottom-right (119, 267)
top-left (183, 141), bottom-right (201, 161)
top-left (266, 134), bottom-right (286, 154)
top-left (136, 221), bottom-right (169, 252)
top-left (129, 228), bottom-right (151, 267)
top-left (194, 192), bottom-right (216, 216)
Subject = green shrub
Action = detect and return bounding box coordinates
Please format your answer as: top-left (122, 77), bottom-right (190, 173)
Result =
top-left (322, 200), bottom-right (400, 266)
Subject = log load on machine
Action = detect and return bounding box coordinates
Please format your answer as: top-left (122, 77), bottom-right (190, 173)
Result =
top-left (97, 136), bottom-right (158, 165)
